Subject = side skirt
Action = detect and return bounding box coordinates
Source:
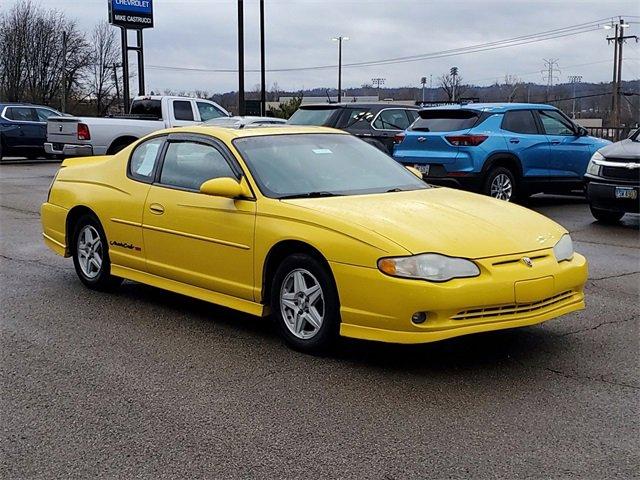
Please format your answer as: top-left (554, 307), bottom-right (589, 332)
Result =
top-left (110, 264), bottom-right (269, 318)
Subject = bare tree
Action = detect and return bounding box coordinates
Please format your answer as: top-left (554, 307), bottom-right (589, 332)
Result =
top-left (439, 72), bottom-right (467, 101)
top-left (0, 0), bottom-right (89, 106)
top-left (87, 21), bottom-right (120, 115)
top-left (500, 74), bottom-right (523, 103)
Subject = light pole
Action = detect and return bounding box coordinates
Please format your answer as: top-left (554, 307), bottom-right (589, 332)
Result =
top-left (450, 66), bottom-right (459, 102)
top-left (568, 75), bottom-right (582, 118)
top-left (332, 36), bottom-right (349, 102)
top-left (420, 76), bottom-right (427, 104)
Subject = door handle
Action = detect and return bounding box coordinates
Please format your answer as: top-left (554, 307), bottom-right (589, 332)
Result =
top-left (551, 140), bottom-right (561, 145)
top-left (509, 138), bottom-right (520, 144)
top-left (149, 203), bottom-right (164, 215)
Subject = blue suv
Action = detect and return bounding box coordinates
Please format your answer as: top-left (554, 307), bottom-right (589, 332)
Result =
top-left (392, 103), bottom-right (610, 201)
top-left (0, 103), bottom-right (62, 160)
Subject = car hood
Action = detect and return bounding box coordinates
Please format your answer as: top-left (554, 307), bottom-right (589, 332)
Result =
top-left (283, 188), bottom-right (567, 259)
top-left (599, 138), bottom-right (640, 160)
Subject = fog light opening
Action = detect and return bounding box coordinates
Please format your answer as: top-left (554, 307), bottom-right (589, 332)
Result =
top-left (411, 312), bottom-right (427, 324)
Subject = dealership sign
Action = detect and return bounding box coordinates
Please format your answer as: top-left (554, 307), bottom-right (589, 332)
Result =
top-left (109, 0), bottom-right (154, 29)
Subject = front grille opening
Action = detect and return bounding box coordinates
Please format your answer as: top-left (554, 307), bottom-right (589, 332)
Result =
top-left (492, 254), bottom-right (548, 267)
top-left (452, 290), bottom-right (575, 321)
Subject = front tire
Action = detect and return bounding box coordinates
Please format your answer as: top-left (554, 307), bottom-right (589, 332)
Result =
top-left (590, 206), bottom-right (624, 223)
top-left (271, 254), bottom-right (340, 353)
top-left (72, 214), bottom-right (122, 291)
top-left (483, 166), bottom-right (517, 202)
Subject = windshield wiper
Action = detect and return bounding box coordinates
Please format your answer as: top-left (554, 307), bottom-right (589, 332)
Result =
top-left (279, 191), bottom-right (341, 199)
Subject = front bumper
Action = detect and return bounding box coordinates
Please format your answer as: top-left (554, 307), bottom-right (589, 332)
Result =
top-left (331, 250), bottom-right (588, 344)
top-left (585, 176), bottom-right (639, 214)
top-left (44, 142), bottom-right (93, 157)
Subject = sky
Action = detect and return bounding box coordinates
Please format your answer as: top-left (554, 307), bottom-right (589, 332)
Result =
top-left (4, 0), bottom-right (640, 93)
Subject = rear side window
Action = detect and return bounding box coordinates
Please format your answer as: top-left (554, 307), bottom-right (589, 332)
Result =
top-left (160, 142), bottom-right (235, 190)
top-left (173, 101), bottom-right (195, 121)
top-left (406, 110), bottom-right (420, 122)
top-left (288, 108), bottom-right (338, 126)
top-left (36, 108), bottom-right (61, 121)
top-left (130, 99), bottom-right (162, 119)
top-left (411, 110), bottom-right (480, 132)
top-left (336, 108), bottom-right (372, 128)
top-left (5, 107), bottom-right (38, 122)
top-left (373, 109), bottom-right (412, 131)
top-left (129, 137), bottom-right (164, 182)
top-left (502, 110), bottom-right (538, 134)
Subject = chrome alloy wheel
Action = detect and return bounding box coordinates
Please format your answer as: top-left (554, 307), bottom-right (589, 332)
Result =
top-left (280, 268), bottom-right (325, 340)
top-left (490, 173), bottom-right (513, 201)
top-left (77, 225), bottom-right (103, 279)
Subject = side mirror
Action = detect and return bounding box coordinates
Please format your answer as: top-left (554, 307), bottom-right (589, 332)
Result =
top-left (200, 177), bottom-right (251, 199)
top-left (405, 166), bottom-right (423, 179)
top-left (577, 126), bottom-right (589, 137)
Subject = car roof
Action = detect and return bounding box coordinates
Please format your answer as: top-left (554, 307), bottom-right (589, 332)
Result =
top-left (299, 103), bottom-right (418, 110)
top-left (164, 125), bottom-right (344, 140)
top-left (421, 103), bottom-right (554, 113)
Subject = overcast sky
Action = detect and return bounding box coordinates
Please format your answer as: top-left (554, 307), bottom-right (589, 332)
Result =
top-left (5, 0), bottom-right (640, 93)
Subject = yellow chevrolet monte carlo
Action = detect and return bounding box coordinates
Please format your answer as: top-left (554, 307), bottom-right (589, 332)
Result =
top-left (41, 125), bottom-right (588, 352)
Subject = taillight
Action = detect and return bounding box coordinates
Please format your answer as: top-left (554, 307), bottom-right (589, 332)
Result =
top-left (393, 132), bottom-right (406, 144)
top-left (77, 123), bottom-right (91, 141)
top-left (445, 134), bottom-right (488, 146)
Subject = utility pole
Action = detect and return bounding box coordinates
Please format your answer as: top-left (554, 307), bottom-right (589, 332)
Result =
top-left (372, 77), bottom-right (385, 100)
top-left (450, 67), bottom-right (458, 102)
top-left (61, 31), bottom-right (68, 113)
top-left (237, 0), bottom-right (245, 116)
top-left (568, 75), bottom-right (582, 118)
top-left (607, 18), bottom-right (638, 131)
top-left (429, 74), bottom-right (433, 102)
top-left (259, 0), bottom-right (266, 115)
top-left (420, 76), bottom-right (427, 104)
top-left (332, 36), bottom-right (349, 103)
top-left (542, 59), bottom-right (560, 102)
top-left (109, 63), bottom-right (122, 113)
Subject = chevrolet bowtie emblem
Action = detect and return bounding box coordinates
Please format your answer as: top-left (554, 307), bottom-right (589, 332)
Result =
top-left (522, 257), bottom-right (534, 267)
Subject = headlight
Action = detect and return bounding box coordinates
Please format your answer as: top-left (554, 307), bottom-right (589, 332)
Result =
top-left (378, 253), bottom-right (480, 282)
top-left (586, 152), bottom-right (604, 176)
top-left (553, 234), bottom-right (574, 262)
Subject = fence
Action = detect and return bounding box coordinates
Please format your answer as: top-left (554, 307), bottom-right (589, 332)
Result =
top-left (585, 126), bottom-right (636, 142)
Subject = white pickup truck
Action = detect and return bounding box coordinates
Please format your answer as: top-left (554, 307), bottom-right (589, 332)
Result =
top-left (45, 95), bottom-right (229, 157)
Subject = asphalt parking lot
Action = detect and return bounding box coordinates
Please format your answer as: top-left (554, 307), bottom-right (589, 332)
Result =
top-left (1, 162), bottom-right (638, 479)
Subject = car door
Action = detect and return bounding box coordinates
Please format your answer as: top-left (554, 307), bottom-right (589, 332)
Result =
top-left (169, 99), bottom-right (198, 127)
top-left (371, 108), bottom-right (413, 153)
top-left (501, 109), bottom-right (550, 177)
top-left (536, 109), bottom-right (590, 179)
top-left (142, 134), bottom-right (256, 301)
top-left (3, 107), bottom-right (41, 150)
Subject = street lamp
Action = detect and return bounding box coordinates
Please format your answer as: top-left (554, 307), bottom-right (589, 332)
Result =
top-left (332, 36), bottom-right (349, 102)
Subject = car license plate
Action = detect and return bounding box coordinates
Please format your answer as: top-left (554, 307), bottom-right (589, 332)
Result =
top-left (615, 187), bottom-right (637, 200)
top-left (414, 164), bottom-right (430, 176)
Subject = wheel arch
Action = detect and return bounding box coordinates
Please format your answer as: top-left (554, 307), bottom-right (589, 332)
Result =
top-left (261, 240), bottom-right (335, 304)
top-left (481, 152), bottom-right (523, 179)
top-left (107, 136), bottom-right (138, 155)
top-left (65, 205), bottom-right (99, 254)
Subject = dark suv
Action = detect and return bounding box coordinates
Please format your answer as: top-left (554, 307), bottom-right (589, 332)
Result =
top-left (0, 103), bottom-right (62, 159)
top-left (287, 103), bottom-right (419, 154)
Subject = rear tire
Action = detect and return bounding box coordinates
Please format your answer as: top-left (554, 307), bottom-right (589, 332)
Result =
top-left (71, 214), bottom-right (122, 291)
top-left (107, 138), bottom-right (135, 155)
top-left (590, 206), bottom-right (624, 223)
top-left (270, 253), bottom-right (340, 353)
top-left (483, 166), bottom-right (517, 202)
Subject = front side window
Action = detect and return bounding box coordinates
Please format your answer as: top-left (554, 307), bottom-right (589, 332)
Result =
top-left (233, 133), bottom-right (427, 198)
top-left (129, 137), bottom-right (164, 182)
top-left (160, 142), bottom-right (235, 190)
top-left (173, 101), bottom-right (194, 121)
top-left (5, 107), bottom-right (37, 122)
top-left (36, 108), bottom-right (61, 122)
top-left (373, 109), bottom-right (411, 131)
top-left (501, 110), bottom-right (538, 134)
top-left (197, 102), bottom-right (225, 121)
top-left (539, 110), bottom-right (575, 136)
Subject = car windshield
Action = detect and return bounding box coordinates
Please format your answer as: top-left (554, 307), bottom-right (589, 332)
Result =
top-left (288, 108), bottom-right (338, 126)
top-left (233, 133), bottom-right (428, 199)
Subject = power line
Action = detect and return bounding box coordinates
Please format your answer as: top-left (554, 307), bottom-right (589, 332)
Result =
top-left (147, 18), bottom-right (620, 74)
